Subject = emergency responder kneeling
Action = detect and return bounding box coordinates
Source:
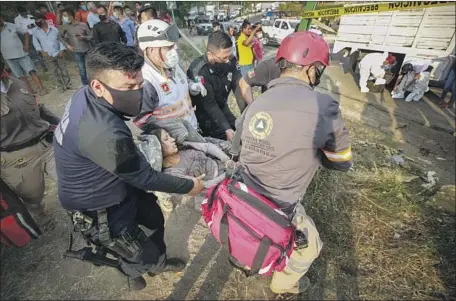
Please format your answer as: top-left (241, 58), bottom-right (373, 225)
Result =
top-left (358, 51), bottom-right (396, 93)
top-left (238, 32), bottom-right (353, 294)
top-left (53, 42), bottom-right (205, 291)
top-left (134, 19), bottom-right (206, 144)
top-left (0, 58), bottom-right (59, 217)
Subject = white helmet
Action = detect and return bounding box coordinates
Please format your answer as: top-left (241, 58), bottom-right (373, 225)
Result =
top-left (137, 19), bottom-right (180, 50)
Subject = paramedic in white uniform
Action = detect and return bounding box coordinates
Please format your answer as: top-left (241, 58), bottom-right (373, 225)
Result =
top-left (358, 51), bottom-right (396, 93)
top-left (392, 60), bottom-right (432, 102)
top-left (133, 19), bottom-right (207, 143)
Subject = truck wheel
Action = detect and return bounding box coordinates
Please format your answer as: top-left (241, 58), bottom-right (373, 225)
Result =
top-left (262, 35), bottom-right (270, 46)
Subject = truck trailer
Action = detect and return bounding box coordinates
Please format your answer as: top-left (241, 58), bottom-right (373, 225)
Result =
top-left (333, 4), bottom-right (455, 85)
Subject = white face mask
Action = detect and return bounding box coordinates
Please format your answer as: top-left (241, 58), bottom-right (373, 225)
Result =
top-left (62, 16), bottom-right (69, 24)
top-left (113, 12), bottom-right (119, 18)
top-left (256, 33), bottom-right (263, 39)
top-left (163, 48), bottom-right (179, 69)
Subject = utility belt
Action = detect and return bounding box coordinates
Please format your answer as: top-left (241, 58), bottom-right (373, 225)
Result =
top-left (0, 129), bottom-right (53, 153)
top-left (66, 209), bottom-right (146, 260)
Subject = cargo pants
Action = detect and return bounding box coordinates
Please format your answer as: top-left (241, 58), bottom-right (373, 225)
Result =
top-left (270, 203), bottom-right (323, 294)
top-left (0, 139), bottom-right (56, 205)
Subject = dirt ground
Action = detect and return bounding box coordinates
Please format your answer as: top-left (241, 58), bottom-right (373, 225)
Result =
top-left (1, 45), bottom-right (455, 300)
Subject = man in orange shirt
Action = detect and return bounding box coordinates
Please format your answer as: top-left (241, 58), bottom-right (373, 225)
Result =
top-left (75, 2), bottom-right (89, 24)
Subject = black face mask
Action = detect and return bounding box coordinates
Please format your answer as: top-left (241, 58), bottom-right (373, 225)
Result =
top-left (101, 83), bottom-right (143, 117)
top-left (307, 66), bottom-right (324, 88)
top-left (99, 14), bottom-right (107, 21)
top-left (213, 62), bottom-right (231, 74)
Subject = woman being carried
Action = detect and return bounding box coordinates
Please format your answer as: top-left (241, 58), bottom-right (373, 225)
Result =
top-left (139, 128), bottom-right (231, 211)
top-left (152, 128), bottom-right (230, 188)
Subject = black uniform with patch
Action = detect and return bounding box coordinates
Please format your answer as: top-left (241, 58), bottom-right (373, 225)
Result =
top-left (53, 86), bottom-right (194, 278)
top-left (187, 55), bottom-right (243, 140)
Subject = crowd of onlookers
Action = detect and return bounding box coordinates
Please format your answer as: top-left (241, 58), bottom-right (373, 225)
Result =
top-left (0, 1), bottom-right (174, 94)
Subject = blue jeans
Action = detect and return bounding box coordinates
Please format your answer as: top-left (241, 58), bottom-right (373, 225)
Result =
top-left (442, 69), bottom-right (455, 105)
top-left (239, 64), bottom-right (254, 77)
top-left (74, 52), bottom-right (88, 85)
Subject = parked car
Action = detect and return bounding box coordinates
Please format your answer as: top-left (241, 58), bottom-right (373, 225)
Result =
top-left (262, 18), bottom-right (301, 46)
top-left (197, 23), bottom-right (213, 35)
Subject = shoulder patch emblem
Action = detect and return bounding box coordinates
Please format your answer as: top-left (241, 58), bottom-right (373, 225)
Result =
top-left (247, 69), bottom-right (255, 78)
top-left (249, 111), bottom-right (273, 140)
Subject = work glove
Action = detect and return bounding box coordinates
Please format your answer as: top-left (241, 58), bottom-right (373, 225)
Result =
top-left (189, 82), bottom-right (207, 97)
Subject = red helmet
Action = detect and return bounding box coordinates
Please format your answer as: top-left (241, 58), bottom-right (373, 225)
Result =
top-left (275, 31), bottom-right (330, 67)
top-left (385, 53), bottom-right (396, 65)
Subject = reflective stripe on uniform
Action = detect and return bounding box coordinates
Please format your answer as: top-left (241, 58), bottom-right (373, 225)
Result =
top-left (322, 146), bottom-right (352, 162)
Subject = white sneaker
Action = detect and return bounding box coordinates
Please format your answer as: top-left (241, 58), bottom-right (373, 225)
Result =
top-left (391, 92), bottom-right (404, 99)
top-left (360, 87), bottom-right (369, 93)
top-left (405, 93), bottom-right (416, 102)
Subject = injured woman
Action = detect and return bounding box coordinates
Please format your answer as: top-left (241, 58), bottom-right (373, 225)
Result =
top-left (138, 128), bottom-right (231, 211)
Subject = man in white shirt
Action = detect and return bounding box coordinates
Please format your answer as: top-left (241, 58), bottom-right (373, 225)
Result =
top-left (1, 14), bottom-right (47, 95)
top-left (14, 7), bottom-right (47, 71)
top-left (32, 13), bottom-right (72, 92)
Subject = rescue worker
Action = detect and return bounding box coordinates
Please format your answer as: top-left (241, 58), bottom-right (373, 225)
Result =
top-left (391, 61), bottom-right (432, 102)
top-left (134, 19), bottom-right (206, 144)
top-left (0, 58), bottom-right (59, 215)
top-left (238, 57), bottom-right (280, 107)
top-left (53, 43), bottom-right (205, 290)
top-left (238, 32), bottom-right (352, 294)
top-left (187, 31), bottom-right (244, 141)
top-left (358, 51), bottom-right (396, 93)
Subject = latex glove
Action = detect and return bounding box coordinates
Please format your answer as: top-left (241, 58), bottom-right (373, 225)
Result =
top-left (189, 82), bottom-right (207, 97)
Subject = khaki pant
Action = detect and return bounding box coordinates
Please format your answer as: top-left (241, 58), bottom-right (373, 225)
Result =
top-left (1, 139), bottom-right (56, 205)
top-left (270, 204), bottom-right (323, 294)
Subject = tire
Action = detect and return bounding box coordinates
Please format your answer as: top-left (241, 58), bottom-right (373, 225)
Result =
top-left (262, 35), bottom-right (270, 46)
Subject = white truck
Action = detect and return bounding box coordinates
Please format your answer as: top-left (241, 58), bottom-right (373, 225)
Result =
top-left (333, 4), bottom-right (456, 85)
top-left (262, 18), bottom-right (301, 46)
top-left (218, 10), bottom-right (227, 21)
top-left (205, 5), bottom-right (216, 22)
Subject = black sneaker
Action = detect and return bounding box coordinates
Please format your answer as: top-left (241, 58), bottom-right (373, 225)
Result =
top-left (128, 276), bottom-right (147, 291)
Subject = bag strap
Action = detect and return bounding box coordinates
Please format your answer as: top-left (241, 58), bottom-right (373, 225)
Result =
top-left (220, 203), bottom-right (273, 277)
top-left (227, 181), bottom-right (291, 228)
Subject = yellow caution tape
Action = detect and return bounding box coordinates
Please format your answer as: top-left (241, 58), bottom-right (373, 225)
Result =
top-left (302, 1), bottom-right (454, 19)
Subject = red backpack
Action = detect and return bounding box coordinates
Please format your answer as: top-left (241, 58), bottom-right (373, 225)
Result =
top-left (202, 179), bottom-right (294, 276)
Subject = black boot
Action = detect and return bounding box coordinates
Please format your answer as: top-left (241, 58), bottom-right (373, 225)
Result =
top-left (161, 258), bottom-right (186, 273)
top-left (147, 258), bottom-right (186, 277)
top-left (128, 276), bottom-right (147, 291)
